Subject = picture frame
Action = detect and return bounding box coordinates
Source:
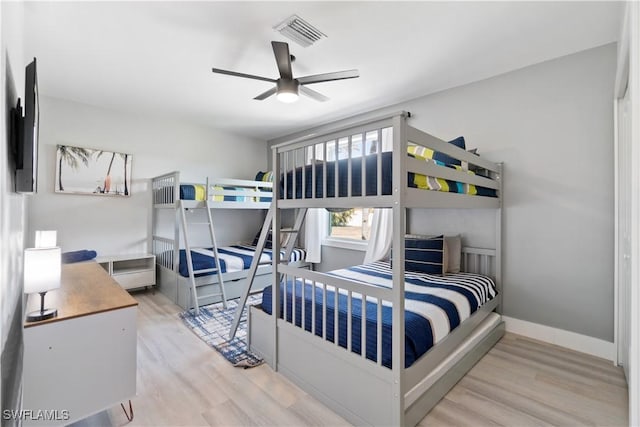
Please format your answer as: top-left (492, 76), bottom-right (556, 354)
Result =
top-left (55, 144), bottom-right (132, 196)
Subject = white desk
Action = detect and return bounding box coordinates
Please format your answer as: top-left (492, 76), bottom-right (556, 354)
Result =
top-left (22, 262), bottom-right (138, 426)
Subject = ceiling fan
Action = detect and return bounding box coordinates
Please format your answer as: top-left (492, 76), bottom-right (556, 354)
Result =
top-left (211, 41), bottom-right (359, 103)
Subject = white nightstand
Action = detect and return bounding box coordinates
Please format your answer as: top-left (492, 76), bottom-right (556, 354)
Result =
top-left (95, 253), bottom-right (156, 290)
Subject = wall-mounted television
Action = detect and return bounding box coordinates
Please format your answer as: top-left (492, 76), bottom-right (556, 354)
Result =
top-left (14, 58), bottom-right (39, 193)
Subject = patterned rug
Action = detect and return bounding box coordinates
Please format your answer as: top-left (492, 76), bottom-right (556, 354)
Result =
top-left (179, 295), bottom-right (264, 368)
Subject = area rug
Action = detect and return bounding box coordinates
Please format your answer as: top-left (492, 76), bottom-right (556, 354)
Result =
top-left (179, 295), bottom-right (264, 368)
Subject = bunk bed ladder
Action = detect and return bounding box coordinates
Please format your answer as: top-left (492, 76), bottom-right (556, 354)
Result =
top-left (179, 200), bottom-right (228, 315)
top-left (228, 205), bottom-right (307, 339)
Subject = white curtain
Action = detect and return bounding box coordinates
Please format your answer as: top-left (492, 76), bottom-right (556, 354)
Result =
top-left (362, 129), bottom-right (394, 263)
top-left (304, 208), bottom-right (328, 263)
top-left (363, 209), bottom-right (393, 263)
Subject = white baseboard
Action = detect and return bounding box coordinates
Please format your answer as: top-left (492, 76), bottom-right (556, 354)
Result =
top-left (502, 316), bottom-right (615, 362)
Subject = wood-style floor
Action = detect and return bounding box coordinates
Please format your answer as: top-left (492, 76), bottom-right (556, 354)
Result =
top-left (77, 290), bottom-right (628, 427)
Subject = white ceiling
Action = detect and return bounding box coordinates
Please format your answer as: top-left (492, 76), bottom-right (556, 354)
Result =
top-left (23, 1), bottom-right (622, 141)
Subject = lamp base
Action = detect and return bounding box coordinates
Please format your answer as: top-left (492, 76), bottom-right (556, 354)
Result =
top-left (26, 308), bottom-right (57, 322)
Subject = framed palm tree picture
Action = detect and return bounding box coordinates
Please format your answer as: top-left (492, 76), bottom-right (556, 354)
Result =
top-left (55, 144), bottom-right (132, 196)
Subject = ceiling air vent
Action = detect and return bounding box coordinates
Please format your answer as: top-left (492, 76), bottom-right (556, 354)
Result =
top-left (273, 14), bottom-right (326, 48)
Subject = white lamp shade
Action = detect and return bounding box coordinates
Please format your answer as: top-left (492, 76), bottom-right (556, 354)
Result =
top-left (35, 230), bottom-right (57, 248)
top-left (24, 247), bottom-right (61, 294)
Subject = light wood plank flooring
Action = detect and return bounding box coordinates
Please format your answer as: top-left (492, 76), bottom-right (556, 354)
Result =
top-left (77, 290), bottom-right (627, 427)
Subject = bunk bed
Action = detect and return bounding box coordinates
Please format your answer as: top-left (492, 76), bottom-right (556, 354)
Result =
top-left (247, 111), bottom-right (503, 426)
top-left (151, 172), bottom-right (307, 311)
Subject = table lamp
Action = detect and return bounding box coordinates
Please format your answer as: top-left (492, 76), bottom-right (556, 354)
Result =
top-left (24, 231), bottom-right (61, 322)
top-left (35, 230), bottom-right (57, 248)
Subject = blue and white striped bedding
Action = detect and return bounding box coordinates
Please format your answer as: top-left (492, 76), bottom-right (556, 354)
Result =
top-left (178, 245), bottom-right (306, 278)
top-left (261, 261), bottom-right (497, 368)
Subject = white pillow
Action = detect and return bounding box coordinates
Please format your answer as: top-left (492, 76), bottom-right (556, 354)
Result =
top-left (444, 235), bottom-right (461, 273)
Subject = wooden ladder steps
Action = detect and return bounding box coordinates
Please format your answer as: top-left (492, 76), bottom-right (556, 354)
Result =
top-left (280, 228), bottom-right (299, 234)
top-left (197, 292), bottom-right (224, 300)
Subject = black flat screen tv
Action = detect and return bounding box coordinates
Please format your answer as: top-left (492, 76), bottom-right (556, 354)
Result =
top-left (15, 58), bottom-right (38, 193)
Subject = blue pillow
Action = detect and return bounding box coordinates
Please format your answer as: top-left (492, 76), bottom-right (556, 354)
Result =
top-left (431, 136), bottom-right (466, 166)
top-left (179, 184), bottom-right (195, 200)
top-left (402, 235), bottom-right (445, 275)
top-left (254, 171), bottom-right (273, 202)
top-left (252, 230), bottom-right (273, 249)
top-left (255, 171), bottom-right (273, 182)
top-left (62, 250), bottom-right (97, 264)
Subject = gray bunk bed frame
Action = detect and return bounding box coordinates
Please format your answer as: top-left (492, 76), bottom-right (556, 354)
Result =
top-left (247, 111), bottom-right (504, 426)
top-left (151, 171), bottom-right (307, 310)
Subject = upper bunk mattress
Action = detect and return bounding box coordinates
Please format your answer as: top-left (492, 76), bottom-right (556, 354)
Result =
top-left (260, 261), bottom-right (497, 368)
top-left (280, 151), bottom-right (497, 199)
top-left (178, 245), bottom-right (306, 278)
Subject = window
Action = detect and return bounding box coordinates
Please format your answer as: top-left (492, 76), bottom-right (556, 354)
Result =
top-left (328, 208), bottom-right (373, 241)
top-left (307, 127), bottom-right (393, 250)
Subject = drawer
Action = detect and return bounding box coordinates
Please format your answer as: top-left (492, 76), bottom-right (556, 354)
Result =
top-left (113, 270), bottom-right (155, 289)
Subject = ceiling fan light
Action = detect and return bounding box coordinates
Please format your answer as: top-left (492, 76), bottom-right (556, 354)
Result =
top-left (276, 79), bottom-right (299, 103)
top-left (277, 91), bottom-right (299, 103)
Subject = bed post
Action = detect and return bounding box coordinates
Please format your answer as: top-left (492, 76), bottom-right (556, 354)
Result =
top-left (271, 145), bottom-right (281, 370)
top-left (495, 162), bottom-right (503, 313)
top-left (173, 173), bottom-right (180, 277)
top-left (150, 176), bottom-right (156, 260)
top-left (391, 113), bottom-right (408, 425)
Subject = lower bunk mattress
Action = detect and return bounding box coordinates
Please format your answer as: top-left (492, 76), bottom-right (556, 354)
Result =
top-left (261, 261), bottom-right (497, 368)
top-left (178, 245), bottom-right (306, 278)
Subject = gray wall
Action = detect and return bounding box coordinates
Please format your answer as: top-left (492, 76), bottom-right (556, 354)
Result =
top-left (29, 97), bottom-right (269, 255)
top-left (306, 44), bottom-right (617, 341)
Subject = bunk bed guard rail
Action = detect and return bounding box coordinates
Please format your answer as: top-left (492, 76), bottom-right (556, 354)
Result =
top-left (272, 113), bottom-right (501, 209)
top-left (152, 171), bottom-right (274, 208)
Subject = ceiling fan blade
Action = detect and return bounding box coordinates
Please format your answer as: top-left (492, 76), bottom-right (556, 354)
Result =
top-left (297, 69), bottom-right (360, 85)
top-left (271, 41), bottom-right (293, 80)
top-left (299, 86), bottom-right (329, 102)
top-left (211, 68), bottom-right (276, 83)
top-left (253, 87), bottom-right (277, 101)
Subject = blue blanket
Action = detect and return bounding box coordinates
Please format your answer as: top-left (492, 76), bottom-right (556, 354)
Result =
top-left (177, 245), bottom-right (306, 278)
top-left (178, 249), bottom-right (227, 277)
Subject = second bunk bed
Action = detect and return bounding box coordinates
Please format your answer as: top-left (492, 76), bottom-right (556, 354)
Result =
top-left (151, 172), bottom-right (308, 312)
top-left (247, 111), bottom-right (503, 426)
